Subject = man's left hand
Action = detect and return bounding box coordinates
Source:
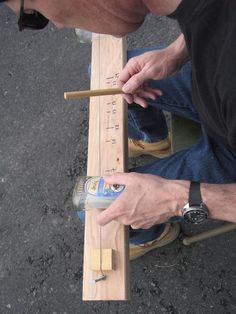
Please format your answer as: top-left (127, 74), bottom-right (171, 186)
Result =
top-left (97, 172), bottom-right (189, 229)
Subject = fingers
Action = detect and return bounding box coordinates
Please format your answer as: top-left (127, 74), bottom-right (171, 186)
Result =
top-left (143, 86), bottom-right (163, 97)
top-left (122, 93), bottom-right (135, 104)
top-left (117, 63), bottom-right (134, 87)
top-left (103, 172), bottom-right (132, 185)
top-left (117, 57), bottom-right (142, 88)
top-left (98, 173), bottom-right (133, 226)
top-left (97, 203), bottom-right (121, 226)
top-left (137, 88), bottom-right (163, 101)
top-left (120, 93), bottom-right (148, 108)
top-left (97, 173), bottom-right (162, 228)
top-left (117, 56), bottom-right (163, 108)
top-left (124, 88), bottom-right (163, 108)
top-left (131, 223), bottom-right (153, 230)
top-left (132, 95), bottom-right (148, 108)
top-left (118, 76), bottom-right (163, 108)
top-left (104, 172), bottom-right (143, 186)
top-left (122, 72), bottom-right (148, 94)
top-left (117, 58), bottom-right (148, 94)
top-left (120, 89), bottom-right (163, 108)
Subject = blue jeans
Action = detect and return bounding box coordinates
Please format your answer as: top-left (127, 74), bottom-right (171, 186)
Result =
top-left (82, 47), bottom-right (236, 245)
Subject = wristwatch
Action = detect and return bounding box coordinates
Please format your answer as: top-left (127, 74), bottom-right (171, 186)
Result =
top-left (182, 181), bottom-right (209, 224)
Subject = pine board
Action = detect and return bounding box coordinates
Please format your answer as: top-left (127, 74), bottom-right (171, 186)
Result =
top-left (83, 34), bottom-right (129, 301)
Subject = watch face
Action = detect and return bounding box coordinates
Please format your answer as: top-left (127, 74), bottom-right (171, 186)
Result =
top-left (184, 208), bottom-right (208, 224)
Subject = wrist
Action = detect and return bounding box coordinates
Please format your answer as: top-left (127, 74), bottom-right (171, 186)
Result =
top-left (201, 183), bottom-right (236, 223)
top-left (168, 34), bottom-right (189, 67)
top-left (201, 183), bottom-right (220, 220)
top-left (182, 182), bottom-right (209, 224)
top-left (172, 179), bottom-right (190, 216)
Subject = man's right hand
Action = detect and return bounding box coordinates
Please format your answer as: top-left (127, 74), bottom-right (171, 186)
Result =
top-left (117, 34), bottom-right (189, 107)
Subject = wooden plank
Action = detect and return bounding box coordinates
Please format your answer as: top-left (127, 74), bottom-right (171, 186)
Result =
top-left (83, 34), bottom-right (130, 300)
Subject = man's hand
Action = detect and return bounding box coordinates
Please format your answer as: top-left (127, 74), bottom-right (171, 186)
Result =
top-left (97, 172), bottom-right (190, 229)
top-left (117, 34), bottom-right (189, 107)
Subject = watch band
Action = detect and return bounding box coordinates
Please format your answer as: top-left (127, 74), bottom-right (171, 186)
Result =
top-left (189, 181), bottom-right (202, 206)
top-left (182, 181), bottom-right (209, 224)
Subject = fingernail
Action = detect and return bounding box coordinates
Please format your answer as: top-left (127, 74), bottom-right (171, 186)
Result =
top-left (127, 98), bottom-right (133, 104)
top-left (123, 83), bottom-right (132, 93)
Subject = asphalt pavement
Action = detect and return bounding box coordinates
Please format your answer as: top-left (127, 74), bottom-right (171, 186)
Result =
top-left (1, 5), bottom-right (236, 314)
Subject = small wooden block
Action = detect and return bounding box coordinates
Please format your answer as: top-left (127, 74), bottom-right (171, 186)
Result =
top-left (91, 249), bottom-right (113, 271)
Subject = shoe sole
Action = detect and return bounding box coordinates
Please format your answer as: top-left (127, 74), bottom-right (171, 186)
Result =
top-left (128, 137), bottom-right (171, 158)
top-left (129, 223), bottom-right (180, 261)
top-left (128, 147), bottom-right (171, 158)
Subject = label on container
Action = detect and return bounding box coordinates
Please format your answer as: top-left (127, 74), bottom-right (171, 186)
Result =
top-left (85, 177), bottom-right (125, 198)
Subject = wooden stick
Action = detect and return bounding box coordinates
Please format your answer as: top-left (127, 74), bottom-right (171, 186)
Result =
top-left (183, 222), bottom-right (236, 246)
top-left (64, 87), bottom-right (123, 99)
top-left (64, 87), bottom-right (142, 100)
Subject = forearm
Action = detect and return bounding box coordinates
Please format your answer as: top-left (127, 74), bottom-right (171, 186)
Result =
top-left (201, 183), bottom-right (236, 222)
top-left (167, 33), bottom-right (189, 68)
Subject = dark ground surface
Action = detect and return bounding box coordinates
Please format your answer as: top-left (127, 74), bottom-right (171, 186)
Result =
top-left (1, 5), bottom-right (236, 314)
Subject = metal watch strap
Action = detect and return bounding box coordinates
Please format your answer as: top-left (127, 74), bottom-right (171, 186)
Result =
top-left (189, 181), bottom-right (202, 206)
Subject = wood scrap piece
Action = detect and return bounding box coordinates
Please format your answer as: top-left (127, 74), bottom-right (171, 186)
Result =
top-left (90, 249), bottom-right (114, 271)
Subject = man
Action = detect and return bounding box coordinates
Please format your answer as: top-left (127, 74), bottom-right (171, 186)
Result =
top-left (2, 0), bottom-right (236, 259)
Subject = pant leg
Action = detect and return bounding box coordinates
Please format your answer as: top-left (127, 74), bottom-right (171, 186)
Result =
top-left (133, 127), bottom-right (236, 183)
top-left (128, 104), bottom-right (168, 142)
